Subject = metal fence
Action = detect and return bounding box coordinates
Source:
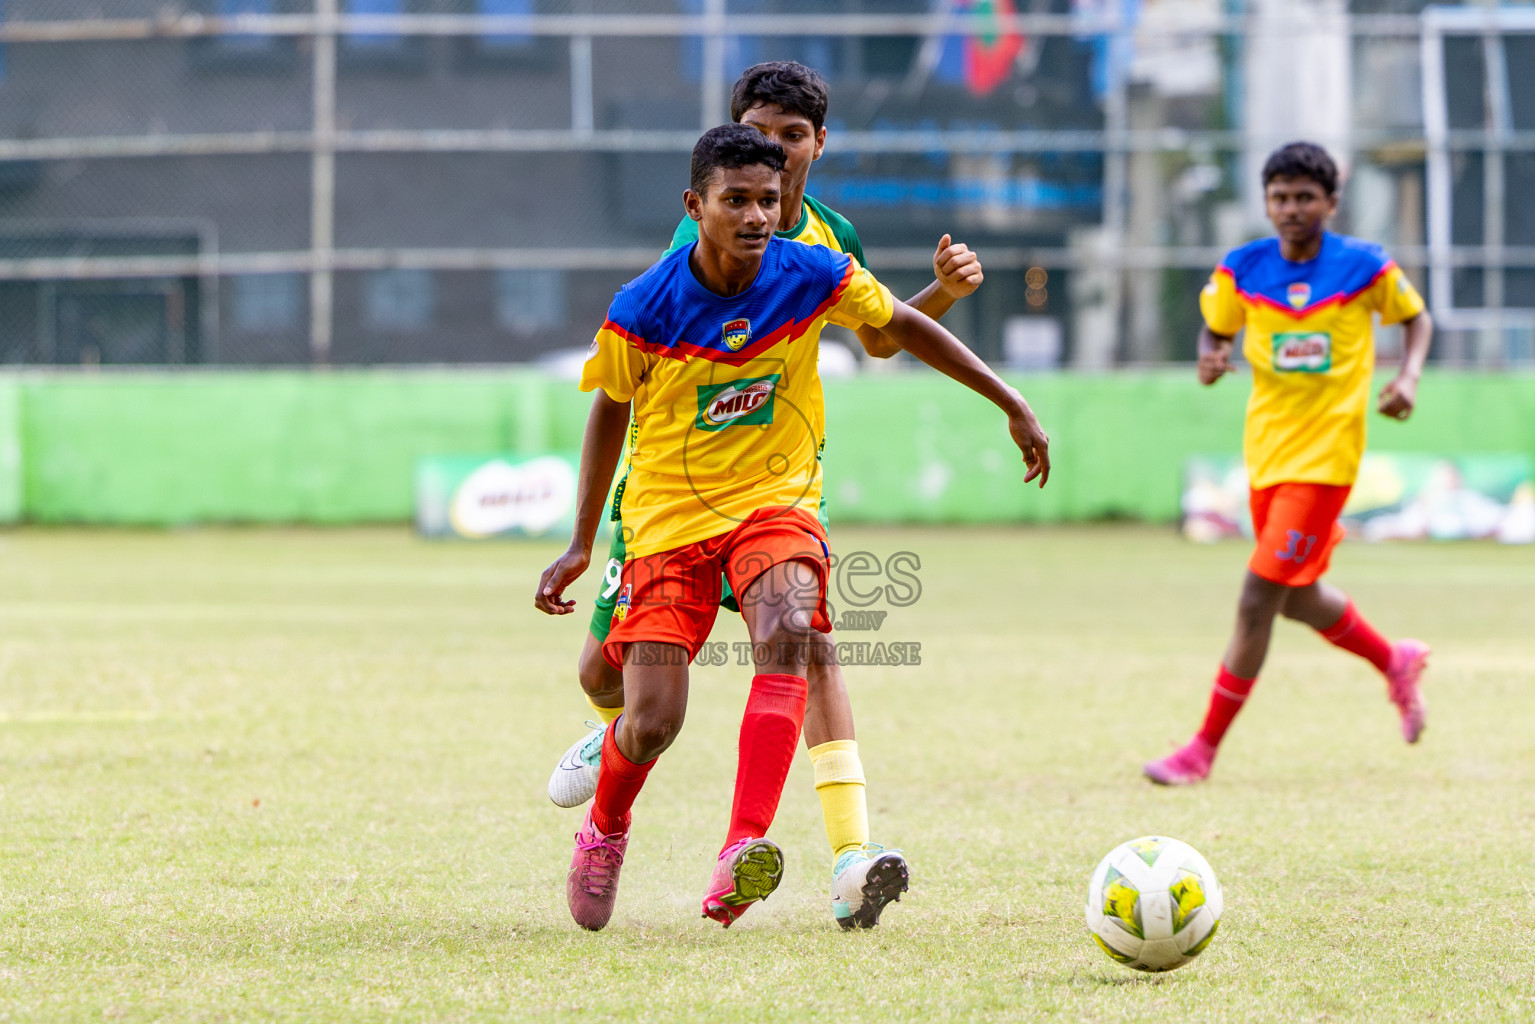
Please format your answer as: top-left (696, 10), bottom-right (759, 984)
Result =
top-left (0, 0), bottom-right (1530, 369)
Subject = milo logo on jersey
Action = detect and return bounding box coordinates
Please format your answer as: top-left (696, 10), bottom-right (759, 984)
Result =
top-left (1273, 331), bottom-right (1332, 373)
top-left (695, 374), bottom-right (780, 432)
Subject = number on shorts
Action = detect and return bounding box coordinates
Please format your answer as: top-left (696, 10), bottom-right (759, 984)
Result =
top-left (1275, 530), bottom-right (1317, 565)
top-left (601, 558), bottom-right (624, 599)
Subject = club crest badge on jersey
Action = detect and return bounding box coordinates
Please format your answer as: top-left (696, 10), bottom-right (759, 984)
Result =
top-left (722, 318), bottom-right (751, 352)
top-left (612, 583), bottom-right (632, 626)
top-left (1286, 282), bottom-right (1311, 309)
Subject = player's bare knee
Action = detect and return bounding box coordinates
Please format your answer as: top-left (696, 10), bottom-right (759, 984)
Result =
top-left (1234, 600), bottom-right (1271, 635)
top-left (1277, 585), bottom-right (1314, 623)
top-left (620, 706), bottom-right (684, 760)
top-left (805, 652), bottom-right (841, 694)
top-left (578, 642), bottom-right (624, 702)
top-left (755, 618), bottom-right (831, 676)
top-left (1281, 582), bottom-right (1345, 629)
top-left (1235, 579), bottom-right (1285, 633)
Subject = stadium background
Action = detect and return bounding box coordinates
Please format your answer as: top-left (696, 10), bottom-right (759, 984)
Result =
top-left (2, 7), bottom-right (1534, 1019)
top-left (0, 0), bottom-right (1532, 524)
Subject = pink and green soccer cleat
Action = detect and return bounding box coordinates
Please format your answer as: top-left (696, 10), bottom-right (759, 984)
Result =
top-left (701, 837), bottom-right (784, 928)
top-left (566, 809), bottom-right (628, 931)
top-left (1143, 736), bottom-right (1217, 786)
top-left (1386, 639), bottom-right (1430, 744)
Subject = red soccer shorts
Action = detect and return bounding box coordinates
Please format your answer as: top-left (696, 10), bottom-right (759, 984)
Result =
top-left (602, 505), bottom-right (832, 671)
top-left (1247, 482), bottom-right (1351, 587)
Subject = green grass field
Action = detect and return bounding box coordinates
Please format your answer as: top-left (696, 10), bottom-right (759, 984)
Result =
top-left (0, 526), bottom-right (1531, 1022)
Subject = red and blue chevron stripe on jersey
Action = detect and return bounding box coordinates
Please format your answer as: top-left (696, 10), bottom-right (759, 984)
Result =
top-left (1214, 232), bottom-right (1395, 320)
top-left (599, 237), bottom-right (855, 367)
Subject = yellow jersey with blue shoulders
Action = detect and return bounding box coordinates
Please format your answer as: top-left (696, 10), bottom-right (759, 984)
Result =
top-left (1200, 232), bottom-right (1425, 490)
top-left (669, 193), bottom-right (868, 328)
top-left (581, 236), bottom-right (894, 557)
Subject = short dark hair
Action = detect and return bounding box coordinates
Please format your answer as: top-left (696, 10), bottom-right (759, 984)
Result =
top-left (729, 61), bottom-right (830, 133)
top-left (1262, 141), bottom-right (1339, 196)
top-left (689, 123), bottom-right (786, 197)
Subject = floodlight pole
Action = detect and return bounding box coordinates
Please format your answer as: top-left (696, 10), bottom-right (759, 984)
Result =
top-left (568, 0), bottom-right (594, 138)
top-left (1100, 0), bottom-right (1131, 367)
top-left (1419, 10), bottom-right (1453, 343)
top-left (1480, 16), bottom-right (1510, 365)
top-left (701, 0), bottom-right (728, 130)
top-left (570, 36), bottom-right (594, 137)
top-left (310, 0), bottom-right (339, 367)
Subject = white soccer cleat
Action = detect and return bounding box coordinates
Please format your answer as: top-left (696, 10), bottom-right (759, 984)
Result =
top-left (548, 722), bottom-right (606, 808)
top-left (830, 845), bottom-right (909, 930)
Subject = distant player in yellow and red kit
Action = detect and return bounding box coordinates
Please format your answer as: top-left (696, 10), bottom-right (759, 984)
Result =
top-left (534, 125), bottom-right (1049, 930)
top-left (1144, 141), bottom-right (1434, 786)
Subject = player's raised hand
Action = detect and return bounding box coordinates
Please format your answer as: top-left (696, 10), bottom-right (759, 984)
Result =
top-left (1006, 399), bottom-right (1051, 488)
top-left (1377, 374), bottom-right (1419, 421)
top-left (933, 234), bottom-right (983, 299)
top-left (534, 547), bottom-right (591, 615)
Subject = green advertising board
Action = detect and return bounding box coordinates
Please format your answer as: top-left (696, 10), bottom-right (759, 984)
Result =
top-left (3, 368), bottom-right (1535, 526)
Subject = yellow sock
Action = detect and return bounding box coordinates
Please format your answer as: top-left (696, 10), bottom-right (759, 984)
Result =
top-left (586, 695), bottom-right (623, 726)
top-left (810, 739), bottom-right (868, 862)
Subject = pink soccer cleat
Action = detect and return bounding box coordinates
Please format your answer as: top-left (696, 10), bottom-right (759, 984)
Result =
top-left (1143, 736), bottom-right (1217, 786)
top-left (701, 837), bottom-right (784, 928)
top-left (1386, 639), bottom-right (1430, 744)
top-left (566, 809), bottom-right (629, 931)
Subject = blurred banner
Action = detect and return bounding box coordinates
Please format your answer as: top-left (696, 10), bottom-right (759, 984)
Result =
top-left (1182, 454), bottom-right (1535, 544)
top-left (0, 379), bottom-right (19, 524)
top-left (416, 452), bottom-right (579, 540)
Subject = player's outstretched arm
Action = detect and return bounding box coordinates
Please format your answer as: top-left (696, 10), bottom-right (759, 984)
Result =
top-left (878, 300), bottom-right (1051, 487)
top-left (534, 390), bottom-right (630, 615)
top-left (853, 234), bottom-right (983, 359)
top-left (1377, 311), bottom-right (1433, 421)
top-left (1197, 325), bottom-right (1236, 385)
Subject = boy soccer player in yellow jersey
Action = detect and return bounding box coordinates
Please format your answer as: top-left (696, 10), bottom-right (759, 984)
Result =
top-left (534, 125), bottom-right (1049, 930)
top-left (1144, 142), bottom-right (1434, 786)
top-left (546, 61), bottom-right (985, 928)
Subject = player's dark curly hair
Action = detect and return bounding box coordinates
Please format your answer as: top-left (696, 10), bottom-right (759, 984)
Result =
top-left (1262, 141), bottom-right (1339, 196)
top-left (730, 61), bottom-right (830, 133)
top-left (689, 123), bottom-right (786, 197)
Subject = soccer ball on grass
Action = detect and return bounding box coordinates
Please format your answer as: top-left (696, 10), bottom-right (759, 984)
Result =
top-left (1085, 835), bottom-right (1222, 972)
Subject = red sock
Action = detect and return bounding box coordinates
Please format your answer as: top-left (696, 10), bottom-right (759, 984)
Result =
top-left (1318, 600), bottom-right (1393, 674)
top-left (723, 674), bottom-right (808, 852)
top-left (591, 718), bottom-right (654, 836)
top-left (1197, 666), bottom-right (1257, 748)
